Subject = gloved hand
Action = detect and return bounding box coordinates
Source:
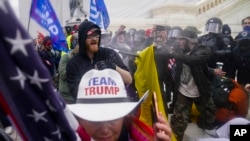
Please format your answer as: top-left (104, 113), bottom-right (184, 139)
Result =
top-left (96, 61), bottom-right (116, 70)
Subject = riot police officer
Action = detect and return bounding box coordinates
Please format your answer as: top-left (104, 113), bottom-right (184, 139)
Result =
top-left (100, 30), bottom-right (112, 48)
top-left (199, 17), bottom-right (235, 79)
top-left (231, 31), bottom-right (250, 86)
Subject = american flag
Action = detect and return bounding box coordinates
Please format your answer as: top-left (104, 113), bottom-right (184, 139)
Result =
top-left (0, 1), bottom-right (79, 140)
top-left (168, 58), bottom-right (176, 80)
top-left (168, 58), bottom-right (176, 70)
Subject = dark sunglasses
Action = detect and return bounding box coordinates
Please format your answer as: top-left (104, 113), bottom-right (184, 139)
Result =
top-left (87, 34), bottom-right (100, 39)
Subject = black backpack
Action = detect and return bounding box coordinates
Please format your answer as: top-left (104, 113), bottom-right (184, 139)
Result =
top-left (210, 76), bottom-right (235, 108)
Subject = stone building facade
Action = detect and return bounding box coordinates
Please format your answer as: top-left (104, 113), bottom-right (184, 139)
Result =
top-left (109, 0), bottom-right (250, 38)
top-left (18, 0), bottom-right (250, 38)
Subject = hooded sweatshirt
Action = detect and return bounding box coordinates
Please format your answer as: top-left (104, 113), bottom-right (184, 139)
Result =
top-left (66, 21), bottom-right (129, 102)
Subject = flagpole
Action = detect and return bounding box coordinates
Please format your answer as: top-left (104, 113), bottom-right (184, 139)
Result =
top-left (27, 0), bottom-right (34, 33)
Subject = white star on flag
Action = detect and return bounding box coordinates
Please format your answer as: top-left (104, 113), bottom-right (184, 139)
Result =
top-left (5, 30), bottom-right (32, 56)
top-left (52, 126), bottom-right (62, 139)
top-left (0, 1), bottom-right (79, 140)
top-left (44, 137), bottom-right (53, 141)
top-left (27, 109), bottom-right (48, 123)
top-left (10, 67), bottom-right (27, 89)
top-left (27, 70), bottom-right (49, 89)
top-left (46, 100), bottom-right (57, 112)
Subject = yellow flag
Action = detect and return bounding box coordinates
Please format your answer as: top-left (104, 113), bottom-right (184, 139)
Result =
top-left (134, 45), bottom-right (177, 141)
top-left (134, 44), bottom-right (166, 124)
top-left (134, 44), bottom-right (176, 141)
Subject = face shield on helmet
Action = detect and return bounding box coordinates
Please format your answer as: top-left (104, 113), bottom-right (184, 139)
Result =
top-left (204, 17), bottom-right (222, 34)
top-left (167, 26), bottom-right (182, 44)
top-left (128, 28), bottom-right (136, 37)
top-left (205, 23), bottom-right (222, 33)
top-left (168, 27), bottom-right (182, 39)
top-left (134, 30), bottom-right (145, 42)
top-left (100, 30), bottom-right (112, 47)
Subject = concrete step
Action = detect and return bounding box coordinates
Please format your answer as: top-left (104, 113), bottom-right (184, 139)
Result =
top-left (182, 109), bottom-right (250, 141)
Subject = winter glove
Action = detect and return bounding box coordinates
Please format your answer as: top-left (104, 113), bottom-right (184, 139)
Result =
top-left (96, 61), bottom-right (116, 70)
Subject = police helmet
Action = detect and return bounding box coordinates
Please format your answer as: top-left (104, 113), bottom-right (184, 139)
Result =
top-left (128, 28), bottom-right (137, 36)
top-left (135, 29), bottom-right (145, 41)
top-left (101, 30), bottom-right (112, 38)
top-left (168, 26), bottom-right (182, 39)
top-left (204, 17), bottom-right (223, 34)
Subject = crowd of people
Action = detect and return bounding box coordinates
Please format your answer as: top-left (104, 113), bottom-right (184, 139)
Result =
top-left (1, 14), bottom-right (250, 141)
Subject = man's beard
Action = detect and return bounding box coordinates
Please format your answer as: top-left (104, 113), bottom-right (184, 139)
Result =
top-left (87, 45), bottom-right (99, 53)
top-left (183, 44), bottom-right (191, 53)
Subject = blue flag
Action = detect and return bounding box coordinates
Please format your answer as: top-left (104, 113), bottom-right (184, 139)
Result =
top-left (89, 0), bottom-right (110, 30)
top-left (30, 0), bottom-right (68, 52)
top-left (0, 1), bottom-right (79, 140)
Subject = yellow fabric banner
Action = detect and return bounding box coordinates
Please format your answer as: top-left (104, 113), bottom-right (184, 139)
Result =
top-left (134, 44), bottom-right (176, 141)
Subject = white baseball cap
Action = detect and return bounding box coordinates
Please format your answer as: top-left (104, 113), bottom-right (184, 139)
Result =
top-left (67, 69), bottom-right (149, 122)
